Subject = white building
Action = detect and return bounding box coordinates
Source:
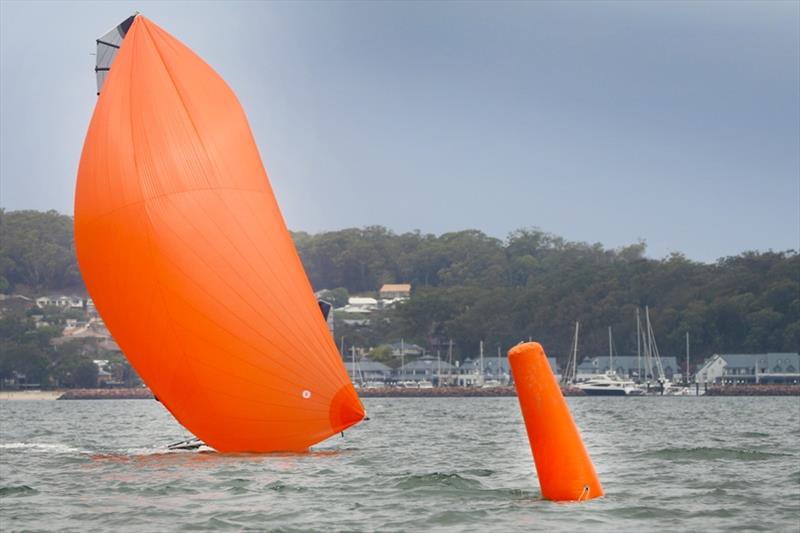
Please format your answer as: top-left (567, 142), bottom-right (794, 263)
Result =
top-left (36, 295), bottom-right (84, 309)
top-left (695, 353), bottom-right (800, 385)
top-left (342, 297), bottom-right (380, 314)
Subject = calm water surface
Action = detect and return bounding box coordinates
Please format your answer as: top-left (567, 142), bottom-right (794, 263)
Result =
top-left (1, 397), bottom-right (799, 532)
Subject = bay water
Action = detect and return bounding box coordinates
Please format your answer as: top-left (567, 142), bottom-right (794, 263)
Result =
top-left (1, 397), bottom-right (798, 531)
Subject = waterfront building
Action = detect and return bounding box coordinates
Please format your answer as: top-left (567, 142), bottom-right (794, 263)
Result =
top-left (396, 355), bottom-right (456, 384)
top-left (482, 356), bottom-right (561, 385)
top-left (576, 355), bottom-right (678, 381)
top-left (342, 297), bottom-right (380, 313)
top-left (343, 359), bottom-right (393, 385)
top-left (695, 353), bottom-right (800, 385)
top-left (461, 356), bottom-right (559, 384)
top-left (453, 358), bottom-right (482, 387)
top-left (482, 357), bottom-right (512, 384)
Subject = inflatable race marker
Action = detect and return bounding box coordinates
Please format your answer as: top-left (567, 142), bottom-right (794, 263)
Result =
top-left (508, 342), bottom-right (603, 501)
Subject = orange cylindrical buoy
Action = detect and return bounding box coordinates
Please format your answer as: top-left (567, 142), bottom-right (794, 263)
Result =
top-left (508, 342), bottom-right (604, 502)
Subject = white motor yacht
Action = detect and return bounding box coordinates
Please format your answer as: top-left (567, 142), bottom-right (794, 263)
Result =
top-left (577, 372), bottom-right (641, 396)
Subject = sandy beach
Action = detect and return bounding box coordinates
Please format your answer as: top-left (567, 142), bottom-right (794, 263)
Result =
top-left (0, 390), bottom-right (63, 401)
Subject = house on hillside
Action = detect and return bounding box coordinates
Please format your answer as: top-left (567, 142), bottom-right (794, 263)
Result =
top-left (379, 284), bottom-right (411, 300)
top-left (695, 353), bottom-right (800, 385)
top-left (387, 341), bottom-right (425, 358)
top-left (36, 295), bottom-right (84, 309)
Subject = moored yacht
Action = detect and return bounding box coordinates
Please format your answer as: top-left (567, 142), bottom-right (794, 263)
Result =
top-left (577, 372), bottom-right (642, 396)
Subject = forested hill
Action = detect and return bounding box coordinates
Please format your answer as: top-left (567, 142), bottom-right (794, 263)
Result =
top-left (2, 210), bottom-right (798, 361)
top-left (0, 210), bottom-right (83, 293)
top-left (294, 227), bottom-right (799, 359)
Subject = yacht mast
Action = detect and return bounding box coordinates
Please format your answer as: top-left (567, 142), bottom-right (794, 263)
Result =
top-left (636, 309), bottom-right (642, 382)
top-left (350, 345), bottom-right (356, 384)
top-left (479, 340), bottom-right (485, 386)
top-left (400, 338), bottom-right (405, 382)
top-left (642, 308), bottom-right (653, 383)
top-left (608, 326), bottom-right (613, 375)
top-left (448, 338), bottom-right (453, 386)
top-left (685, 331), bottom-right (690, 385)
top-left (497, 344), bottom-right (502, 383)
top-left (645, 307), bottom-right (666, 382)
top-left (574, 322), bottom-right (580, 383)
top-left (437, 350), bottom-right (442, 387)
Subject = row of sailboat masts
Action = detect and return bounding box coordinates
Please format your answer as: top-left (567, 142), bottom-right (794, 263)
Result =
top-left (345, 338), bottom-right (510, 387)
top-left (636, 306), bottom-right (667, 384)
top-left (560, 307), bottom-right (669, 386)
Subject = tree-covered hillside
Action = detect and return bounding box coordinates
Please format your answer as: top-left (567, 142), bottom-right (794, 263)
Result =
top-left (295, 227), bottom-right (799, 362)
top-left (1, 210), bottom-right (797, 369)
top-left (0, 210), bottom-right (83, 293)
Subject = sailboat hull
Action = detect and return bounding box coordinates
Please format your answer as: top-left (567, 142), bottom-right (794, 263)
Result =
top-left (579, 388), bottom-right (629, 396)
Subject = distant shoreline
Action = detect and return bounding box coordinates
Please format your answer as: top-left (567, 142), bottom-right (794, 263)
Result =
top-left (0, 390), bottom-right (64, 401)
top-left (1, 385), bottom-right (798, 401)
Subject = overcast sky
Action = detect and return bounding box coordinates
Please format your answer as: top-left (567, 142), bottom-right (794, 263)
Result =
top-left (1, 1), bottom-right (798, 262)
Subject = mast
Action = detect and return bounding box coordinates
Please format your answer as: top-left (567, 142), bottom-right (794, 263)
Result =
top-left (643, 307), bottom-right (653, 383)
top-left (448, 338), bottom-right (454, 386)
top-left (608, 326), bottom-right (613, 375)
top-left (636, 309), bottom-right (642, 382)
top-left (573, 321), bottom-right (580, 383)
top-left (645, 307), bottom-right (666, 382)
top-left (479, 340), bottom-right (485, 386)
top-left (685, 331), bottom-right (690, 385)
top-left (351, 345), bottom-right (357, 384)
top-left (400, 338), bottom-right (405, 382)
top-left (437, 350), bottom-right (442, 387)
top-left (497, 344), bottom-right (502, 383)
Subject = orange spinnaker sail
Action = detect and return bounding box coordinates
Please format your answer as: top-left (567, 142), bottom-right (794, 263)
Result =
top-left (75, 16), bottom-right (364, 452)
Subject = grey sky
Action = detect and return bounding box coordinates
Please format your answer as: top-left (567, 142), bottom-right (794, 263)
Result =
top-left (1, 1), bottom-right (798, 262)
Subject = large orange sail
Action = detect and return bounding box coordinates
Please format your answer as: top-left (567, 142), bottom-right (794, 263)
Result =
top-left (75, 15), bottom-right (364, 452)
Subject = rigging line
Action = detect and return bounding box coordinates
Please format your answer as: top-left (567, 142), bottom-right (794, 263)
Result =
top-left (97, 39), bottom-right (121, 49)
